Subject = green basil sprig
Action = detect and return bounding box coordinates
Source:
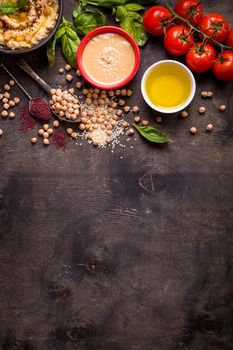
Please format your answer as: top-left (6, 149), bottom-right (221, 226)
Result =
top-left (115, 4), bottom-right (148, 46)
top-left (87, 0), bottom-right (155, 8)
top-left (0, 0), bottom-right (28, 15)
top-left (73, 0), bottom-right (107, 36)
top-left (87, 0), bottom-right (155, 46)
top-left (47, 17), bottom-right (80, 69)
top-left (133, 123), bottom-right (169, 144)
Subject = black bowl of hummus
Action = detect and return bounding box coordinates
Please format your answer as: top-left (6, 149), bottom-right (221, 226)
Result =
top-left (0, 0), bottom-right (62, 54)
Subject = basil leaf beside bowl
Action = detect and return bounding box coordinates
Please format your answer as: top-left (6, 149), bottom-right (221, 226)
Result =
top-left (133, 123), bottom-right (169, 144)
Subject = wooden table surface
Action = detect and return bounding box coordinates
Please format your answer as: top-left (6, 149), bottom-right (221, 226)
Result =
top-left (0, 1), bottom-right (233, 349)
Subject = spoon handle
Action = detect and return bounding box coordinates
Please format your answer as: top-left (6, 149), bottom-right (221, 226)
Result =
top-left (17, 58), bottom-right (52, 95)
top-left (0, 62), bottom-right (32, 100)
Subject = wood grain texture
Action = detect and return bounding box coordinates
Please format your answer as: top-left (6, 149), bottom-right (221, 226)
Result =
top-left (0, 1), bottom-right (233, 349)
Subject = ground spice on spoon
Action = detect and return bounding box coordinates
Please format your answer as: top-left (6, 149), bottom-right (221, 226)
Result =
top-left (29, 97), bottom-right (52, 121)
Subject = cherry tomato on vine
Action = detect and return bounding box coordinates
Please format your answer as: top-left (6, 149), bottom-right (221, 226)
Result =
top-left (143, 5), bottom-right (173, 36)
top-left (199, 13), bottom-right (229, 44)
top-left (226, 28), bottom-right (233, 47)
top-left (213, 50), bottom-right (233, 81)
top-left (185, 42), bottom-right (216, 73)
top-left (164, 25), bottom-right (194, 56)
top-left (174, 0), bottom-right (203, 26)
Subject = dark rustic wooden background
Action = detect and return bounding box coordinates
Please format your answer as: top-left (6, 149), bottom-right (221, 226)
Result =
top-left (0, 1), bottom-right (233, 349)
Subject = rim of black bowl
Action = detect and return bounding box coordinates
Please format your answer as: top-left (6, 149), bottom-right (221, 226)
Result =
top-left (0, 0), bottom-right (63, 55)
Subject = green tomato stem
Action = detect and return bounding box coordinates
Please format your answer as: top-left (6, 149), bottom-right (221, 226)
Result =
top-left (165, 4), bottom-right (233, 51)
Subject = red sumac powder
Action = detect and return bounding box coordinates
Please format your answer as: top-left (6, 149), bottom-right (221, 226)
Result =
top-left (20, 104), bottom-right (37, 132)
top-left (52, 130), bottom-right (68, 149)
top-left (29, 97), bottom-right (51, 121)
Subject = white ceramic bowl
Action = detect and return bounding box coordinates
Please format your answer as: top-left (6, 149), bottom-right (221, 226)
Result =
top-left (141, 60), bottom-right (196, 114)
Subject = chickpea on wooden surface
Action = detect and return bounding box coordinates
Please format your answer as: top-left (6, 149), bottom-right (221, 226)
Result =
top-left (190, 127), bottom-right (197, 135)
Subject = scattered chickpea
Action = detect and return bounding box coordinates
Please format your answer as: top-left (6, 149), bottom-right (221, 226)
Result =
top-left (50, 88), bottom-right (56, 95)
top-left (66, 128), bottom-right (73, 135)
top-left (76, 82), bottom-right (82, 89)
top-left (43, 139), bottom-right (50, 146)
top-left (38, 129), bottom-right (44, 136)
top-left (124, 106), bottom-right (130, 113)
top-left (116, 109), bottom-right (122, 117)
top-left (4, 84), bottom-right (10, 91)
top-left (68, 88), bottom-right (75, 94)
top-left (132, 106), bottom-right (139, 113)
top-left (199, 106), bottom-right (206, 114)
top-left (76, 69), bottom-right (82, 77)
top-left (47, 128), bottom-right (53, 135)
top-left (66, 74), bottom-right (73, 82)
top-left (142, 120), bottom-right (149, 126)
top-left (190, 126), bottom-right (197, 135)
top-left (9, 80), bottom-right (15, 87)
top-left (14, 97), bottom-right (20, 104)
top-left (155, 116), bottom-right (163, 123)
top-left (206, 123), bottom-right (214, 131)
top-left (53, 120), bottom-right (59, 127)
top-left (201, 91), bottom-right (208, 98)
top-left (9, 100), bottom-right (15, 107)
top-left (1, 111), bottom-right (8, 118)
top-left (127, 128), bottom-right (134, 136)
top-left (127, 89), bottom-right (133, 97)
top-left (59, 68), bottom-right (64, 74)
top-left (43, 124), bottom-right (49, 131)
top-left (3, 103), bottom-right (9, 110)
top-left (71, 132), bottom-right (78, 139)
top-left (4, 92), bottom-right (10, 99)
top-left (180, 110), bottom-right (188, 118)
top-left (2, 98), bottom-right (8, 104)
top-left (0, 128), bottom-right (3, 136)
top-left (79, 123), bottom-right (85, 131)
top-left (121, 121), bottom-right (129, 128)
top-left (65, 64), bottom-right (72, 72)
top-left (43, 132), bottom-right (49, 139)
top-left (9, 112), bottom-right (15, 119)
top-left (121, 89), bottom-right (127, 96)
top-left (134, 115), bottom-right (140, 123)
top-left (201, 91), bottom-right (214, 98)
top-left (115, 89), bottom-right (121, 96)
top-left (31, 137), bottom-right (37, 144)
top-left (83, 88), bottom-right (89, 95)
top-left (0, 93), bottom-right (3, 100)
top-left (118, 99), bottom-right (126, 106)
top-left (219, 104), bottom-right (226, 112)
top-left (108, 90), bottom-right (114, 97)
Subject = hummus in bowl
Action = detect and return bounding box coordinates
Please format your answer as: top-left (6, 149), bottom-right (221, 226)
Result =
top-left (0, 0), bottom-right (60, 52)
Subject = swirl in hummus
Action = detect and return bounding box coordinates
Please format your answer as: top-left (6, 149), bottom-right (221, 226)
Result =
top-left (0, 0), bottom-right (59, 49)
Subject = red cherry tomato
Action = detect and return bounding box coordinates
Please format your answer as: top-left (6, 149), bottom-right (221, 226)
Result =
top-left (226, 28), bottom-right (233, 47)
top-left (164, 25), bottom-right (194, 56)
top-left (143, 5), bottom-right (173, 36)
top-left (185, 42), bottom-right (216, 73)
top-left (199, 13), bottom-right (229, 44)
top-left (174, 0), bottom-right (203, 26)
top-left (213, 50), bottom-right (233, 81)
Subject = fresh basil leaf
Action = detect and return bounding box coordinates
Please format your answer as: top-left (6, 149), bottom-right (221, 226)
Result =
top-left (74, 10), bottom-right (107, 36)
top-left (115, 5), bottom-right (128, 21)
top-left (0, 0), bottom-right (28, 15)
top-left (124, 3), bottom-right (144, 11)
top-left (61, 35), bottom-right (80, 69)
top-left (120, 16), bottom-right (148, 46)
top-left (87, 0), bottom-right (126, 9)
top-left (133, 123), bottom-right (169, 143)
top-left (73, 0), bottom-right (88, 18)
top-left (127, 11), bottom-right (143, 21)
top-left (66, 27), bottom-right (78, 40)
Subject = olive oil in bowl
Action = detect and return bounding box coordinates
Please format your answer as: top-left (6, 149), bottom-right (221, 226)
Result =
top-left (141, 60), bottom-right (196, 113)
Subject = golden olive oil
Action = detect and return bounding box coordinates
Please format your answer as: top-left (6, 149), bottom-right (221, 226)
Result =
top-left (145, 63), bottom-right (192, 109)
